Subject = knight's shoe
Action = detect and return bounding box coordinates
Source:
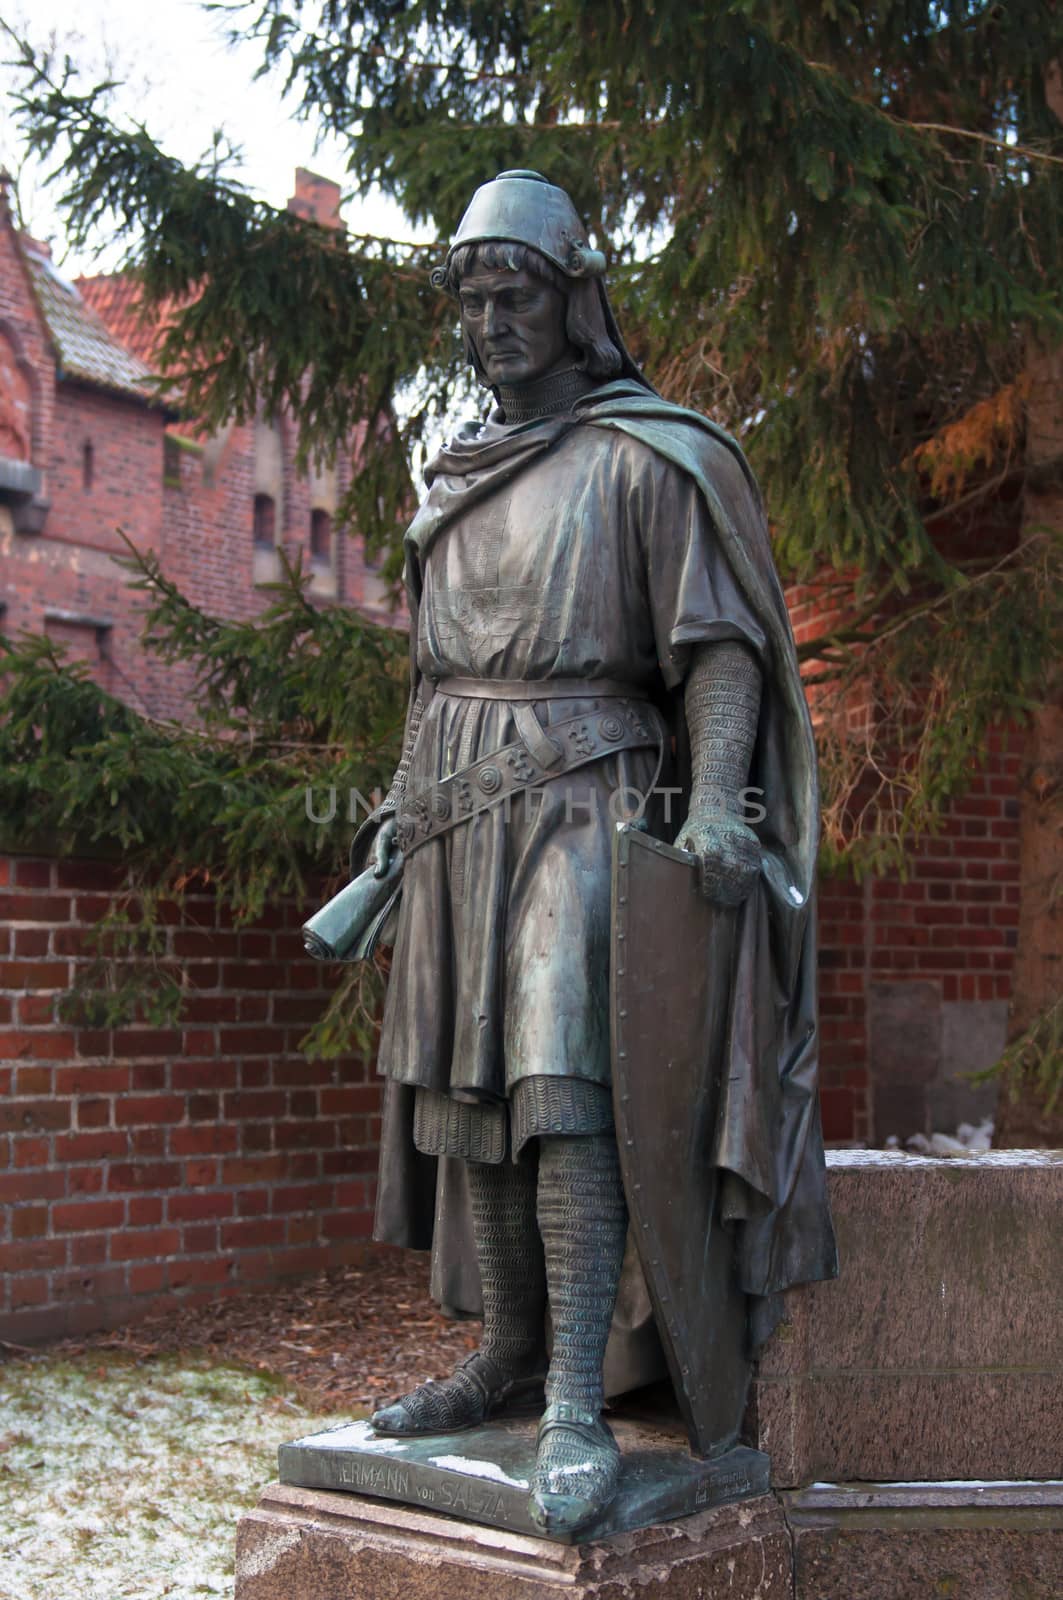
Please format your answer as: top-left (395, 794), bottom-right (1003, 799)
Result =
top-left (370, 1350), bottom-right (546, 1437)
top-left (529, 1401), bottom-right (621, 1536)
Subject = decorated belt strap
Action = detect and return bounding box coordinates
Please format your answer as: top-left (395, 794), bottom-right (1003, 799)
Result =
top-left (396, 698), bottom-right (664, 856)
top-left (435, 675), bottom-right (652, 702)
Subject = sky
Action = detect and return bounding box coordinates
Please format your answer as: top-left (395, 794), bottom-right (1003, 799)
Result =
top-left (1, 0), bottom-right (426, 277)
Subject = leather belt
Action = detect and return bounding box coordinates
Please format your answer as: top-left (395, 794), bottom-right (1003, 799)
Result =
top-left (435, 676), bottom-right (650, 701)
top-left (396, 697), bottom-right (663, 857)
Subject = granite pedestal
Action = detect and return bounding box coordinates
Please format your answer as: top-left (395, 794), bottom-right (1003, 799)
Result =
top-left (236, 1153), bottom-right (1063, 1596)
top-left (234, 1482), bottom-right (792, 1600)
top-left (234, 1477), bottom-right (1063, 1599)
top-left (752, 1150), bottom-right (1063, 1485)
top-left (783, 1479), bottom-right (1063, 1598)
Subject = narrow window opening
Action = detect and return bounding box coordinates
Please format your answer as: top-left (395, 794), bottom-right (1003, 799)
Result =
top-left (163, 435), bottom-right (181, 487)
top-left (253, 493), bottom-right (276, 547)
top-left (81, 441), bottom-right (94, 491)
top-left (310, 507), bottom-right (332, 563)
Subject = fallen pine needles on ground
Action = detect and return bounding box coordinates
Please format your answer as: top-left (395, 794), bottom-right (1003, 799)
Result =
top-left (15, 1247), bottom-right (477, 1412)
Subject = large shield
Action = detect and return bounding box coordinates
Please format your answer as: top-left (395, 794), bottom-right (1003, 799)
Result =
top-left (610, 823), bottom-right (749, 1459)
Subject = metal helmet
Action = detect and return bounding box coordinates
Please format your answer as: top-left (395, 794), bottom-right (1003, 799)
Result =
top-left (430, 170), bottom-right (607, 288)
top-left (432, 170), bottom-right (654, 393)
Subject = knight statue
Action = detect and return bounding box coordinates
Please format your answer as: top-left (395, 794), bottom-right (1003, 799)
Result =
top-left (320, 171), bottom-right (837, 1538)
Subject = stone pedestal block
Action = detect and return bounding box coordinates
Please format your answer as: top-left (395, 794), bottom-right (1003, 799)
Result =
top-left (752, 1150), bottom-right (1063, 1485)
top-left (786, 1481), bottom-right (1063, 1600)
top-left (234, 1483), bottom-right (792, 1600)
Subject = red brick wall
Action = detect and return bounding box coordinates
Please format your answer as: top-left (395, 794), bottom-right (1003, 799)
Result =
top-left (788, 494), bottom-right (1022, 1143)
top-left (817, 872), bottom-right (872, 1142)
top-left (866, 734), bottom-right (1021, 1003)
top-left (814, 729), bottom-right (1021, 1142)
top-left (0, 853), bottom-right (381, 1344)
top-left (46, 384), bottom-right (165, 556)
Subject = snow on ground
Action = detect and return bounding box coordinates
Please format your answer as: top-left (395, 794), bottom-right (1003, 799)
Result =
top-left (0, 1351), bottom-right (347, 1600)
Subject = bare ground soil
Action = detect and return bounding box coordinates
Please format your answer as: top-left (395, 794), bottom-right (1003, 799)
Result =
top-left (6, 1248), bottom-right (476, 1414)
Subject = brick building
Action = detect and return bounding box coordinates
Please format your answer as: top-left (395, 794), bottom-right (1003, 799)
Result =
top-left (0, 170), bottom-right (1021, 1342)
top-left (0, 169), bottom-right (392, 1341)
top-left (0, 168), bottom-right (390, 720)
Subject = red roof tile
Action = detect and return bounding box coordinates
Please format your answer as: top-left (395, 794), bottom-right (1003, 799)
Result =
top-left (78, 273), bottom-right (202, 436)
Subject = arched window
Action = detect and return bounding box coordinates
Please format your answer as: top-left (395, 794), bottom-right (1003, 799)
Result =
top-left (310, 507), bottom-right (332, 562)
top-left (81, 441), bottom-right (94, 491)
top-left (253, 493), bottom-right (276, 547)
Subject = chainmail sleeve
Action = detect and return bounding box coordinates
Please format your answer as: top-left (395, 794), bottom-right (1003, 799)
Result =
top-left (685, 640), bottom-right (762, 813)
top-left (379, 683), bottom-right (426, 816)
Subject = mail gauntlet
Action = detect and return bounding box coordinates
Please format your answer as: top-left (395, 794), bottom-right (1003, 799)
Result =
top-left (381, 684), bottom-right (426, 816)
top-left (679, 640), bottom-right (762, 905)
top-left (369, 684), bottom-right (425, 874)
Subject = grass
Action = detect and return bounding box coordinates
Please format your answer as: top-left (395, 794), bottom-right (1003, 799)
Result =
top-left (0, 1349), bottom-right (349, 1600)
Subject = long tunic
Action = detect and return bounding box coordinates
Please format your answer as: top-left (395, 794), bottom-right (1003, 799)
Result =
top-left (367, 383), bottom-right (837, 1377)
top-left (377, 422), bottom-right (765, 1105)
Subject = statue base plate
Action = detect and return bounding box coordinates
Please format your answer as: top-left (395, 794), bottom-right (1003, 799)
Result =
top-left (278, 1414), bottom-right (769, 1543)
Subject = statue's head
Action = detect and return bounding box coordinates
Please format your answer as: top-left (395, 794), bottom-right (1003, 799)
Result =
top-left (432, 171), bottom-right (648, 392)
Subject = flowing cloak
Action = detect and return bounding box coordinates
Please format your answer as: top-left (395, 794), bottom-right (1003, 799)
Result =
top-left (356, 379), bottom-right (838, 1380)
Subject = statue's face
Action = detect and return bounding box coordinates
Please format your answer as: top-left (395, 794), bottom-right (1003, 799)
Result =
top-left (457, 266), bottom-right (573, 387)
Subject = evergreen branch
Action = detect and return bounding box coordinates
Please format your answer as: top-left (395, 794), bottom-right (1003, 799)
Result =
top-left (972, 997), bottom-right (1063, 1114)
top-left (900, 121), bottom-right (1063, 169)
top-left (6, 0), bottom-right (1063, 911)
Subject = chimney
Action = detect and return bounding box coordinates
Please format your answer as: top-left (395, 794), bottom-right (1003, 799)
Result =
top-left (287, 168), bottom-right (344, 232)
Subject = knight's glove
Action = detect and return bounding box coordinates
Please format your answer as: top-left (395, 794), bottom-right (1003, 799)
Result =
top-left (371, 816), bottom-right (399, 878)
top-left (678, 641), bottom-right (762, 907)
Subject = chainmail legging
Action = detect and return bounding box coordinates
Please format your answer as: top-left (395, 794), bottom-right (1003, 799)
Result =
top-left (466, 1133), bottom-right (627, 1407)
top-left (466, 1156), bottom-right (546, 1375)
top-left (537, 1133), bottom-right (628, 1412)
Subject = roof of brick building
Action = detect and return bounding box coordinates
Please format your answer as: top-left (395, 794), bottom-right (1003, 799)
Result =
top-left (76, 271), bottom-right (174, 368)
top-left (78, 271), bottom-right (202, 437)
top-left (21, 243), bottom-right (160, 403)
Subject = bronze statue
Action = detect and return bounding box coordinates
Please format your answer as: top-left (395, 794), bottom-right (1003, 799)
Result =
top-left (327, 171), bottom-right (837, 1537)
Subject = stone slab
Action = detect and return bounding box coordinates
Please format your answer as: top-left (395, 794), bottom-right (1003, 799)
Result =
top-left (235, 1482), bottom-right (792, 1600)
top-left (931, 998), bottom-right (1006, 1129)
top-left (278, 1415), bottom-right (769, 1542)
top-left (785, 1480), bottom-right (1063, 1599)
top-left (752, 1151), bottom-right (1063, 1485)
top-left (234, 1478), bottom-right (1063, 1599)
top-left (868, 980), bottom-right (942, 1086)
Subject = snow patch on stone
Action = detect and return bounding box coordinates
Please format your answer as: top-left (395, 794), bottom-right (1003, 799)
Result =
top-left (427, 1454), bottom-right (529, 1489)
top-left (297, 1420), bottom-right (410, 1454)
top-left (826, 1148), bottom-right (1062, 1168)
top-left (811, 1479), bottom-right (1063, 1490)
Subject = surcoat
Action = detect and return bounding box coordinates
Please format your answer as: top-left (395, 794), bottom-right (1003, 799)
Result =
top-left (363, 379), bottom-right (838, 1375)
top-left (378, 414), bottom-right (765, 1105)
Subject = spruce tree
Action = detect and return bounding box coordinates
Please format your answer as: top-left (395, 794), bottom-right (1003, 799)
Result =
top-left (5, 3), bottom-right (1062, 1118)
